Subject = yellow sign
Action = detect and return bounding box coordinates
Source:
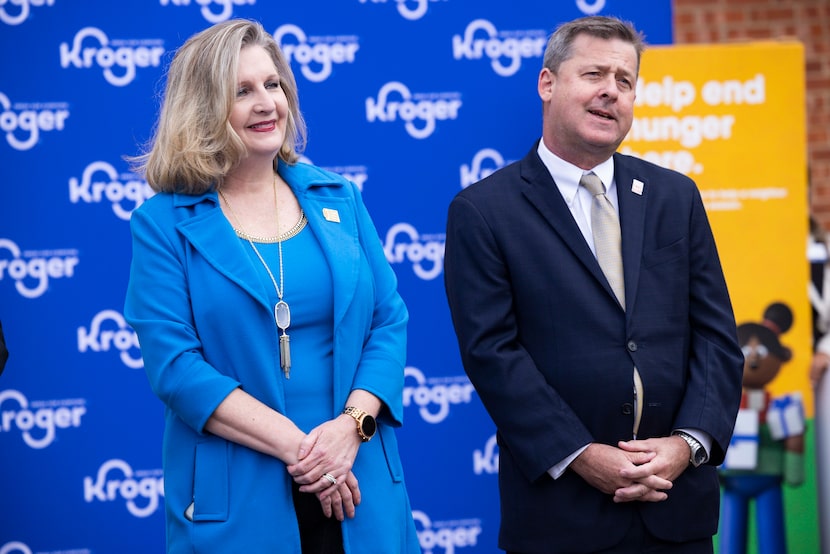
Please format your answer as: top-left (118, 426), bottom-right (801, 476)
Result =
top-left (622, 42), bottom-right (811, 413)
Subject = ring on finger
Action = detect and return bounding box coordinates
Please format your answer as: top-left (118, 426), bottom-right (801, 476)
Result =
top-left (322, 473), bottom-right (337, 486)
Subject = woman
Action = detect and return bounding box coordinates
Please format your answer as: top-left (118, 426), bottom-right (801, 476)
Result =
top-left (124, 19), bottom-right (420, 554)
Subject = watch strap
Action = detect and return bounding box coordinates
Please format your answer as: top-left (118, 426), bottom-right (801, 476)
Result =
top-left (343, 406), bottom-right (374, 441)
top-left (674, 431), bottom-right (707, 467)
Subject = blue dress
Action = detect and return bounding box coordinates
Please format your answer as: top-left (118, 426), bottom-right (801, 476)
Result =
top-left (243, 223), bottom-right (336, 431)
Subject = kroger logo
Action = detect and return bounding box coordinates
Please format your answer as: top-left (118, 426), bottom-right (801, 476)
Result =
top-left (84, 459), bottom-right (164, 518)
top-left (473, 434), bottom-right (499, 475)
top-left (159, 0), bottom-right (256, 23)
top-left (356, 0), bottom-right (437, 21)
top-left (0, 544), bottom-right (89, 554)
top-left (366, 81), bottom-right (461, 140)
top-left (275, 24), bottom-right (359, 83)
top-left (69, 161), bottom-right (154, 220)
top-left (403, 367), bottom-right (476, 424)
top-left (299, 155), bottom-right (369, 192)
top-left (0, 542), bottom-right (33, 554)
top-left (577, 0), bottom-right (606, 15)
top-left (325, 165), bottom-right (368, 191)
top-left (382, 222), bottom-right (444, 280)
top-left (0, 389), bottom-right (87, 449)
top-left (452, 19), bottom-right (546, 77)
top-left (0, 0), bottom-right (54, 26)
top-left (0, 92), bottom-right (69, 151)
top-left (460, 148), bottom-right (508, 189)
top-left (412, 510), bottom-right (482, 554)
top-left (0, 238), bottom-right (79, 299)
top-left (78, 310), bottom-right (143, 369)
top-left (59, 27), bottom-right (164, 87)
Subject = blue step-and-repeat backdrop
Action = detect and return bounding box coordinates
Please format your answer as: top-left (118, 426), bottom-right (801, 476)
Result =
top-left (0, 1), bottom-right (672, 552)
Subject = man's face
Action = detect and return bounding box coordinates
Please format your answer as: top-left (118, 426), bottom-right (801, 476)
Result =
top-left (538, 34), bottom-right (638, 168)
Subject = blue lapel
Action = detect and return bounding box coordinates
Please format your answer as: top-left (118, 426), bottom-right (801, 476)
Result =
top-left (170, 162), bottom-right (361, 334)
top-left (294, 192), bottom-right (358, 331)
top-left (280, 162), bottom-right (359, 332)
top-left (175, 192), bottom-right (274, 312)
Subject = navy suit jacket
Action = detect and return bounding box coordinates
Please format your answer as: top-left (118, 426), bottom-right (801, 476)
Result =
top-left (444, 145), bottom-right (744, 553)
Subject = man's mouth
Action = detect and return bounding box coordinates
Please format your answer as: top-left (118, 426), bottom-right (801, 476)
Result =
top-left (589, 109), bottom-right (614, 120)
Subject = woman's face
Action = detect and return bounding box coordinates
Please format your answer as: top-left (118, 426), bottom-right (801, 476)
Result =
top-left (229, 45), bottom-right (289, 161)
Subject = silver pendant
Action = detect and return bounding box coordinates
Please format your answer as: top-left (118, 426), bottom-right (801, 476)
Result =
top-left (275, 300), bottom-right (291, 331)
top-left (275, 301), bottom-right (291, 378)
top-left (279, 333), bottom-right (291, 379)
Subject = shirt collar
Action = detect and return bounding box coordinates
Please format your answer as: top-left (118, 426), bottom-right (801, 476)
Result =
top-left (536, 140), bottom-right (616, 201)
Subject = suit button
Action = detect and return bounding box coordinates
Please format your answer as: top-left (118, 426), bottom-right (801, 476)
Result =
top-left (627, 341), bottom-right (637, 352)
top-left (622, 403), bottom-right (633, 415)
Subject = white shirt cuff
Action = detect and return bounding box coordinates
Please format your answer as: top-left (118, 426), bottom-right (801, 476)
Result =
top-left (547, 445), bottom-right (589, 480)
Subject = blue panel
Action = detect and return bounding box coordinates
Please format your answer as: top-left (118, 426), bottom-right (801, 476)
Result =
top-left (0, 1), bottom-right (672, 552)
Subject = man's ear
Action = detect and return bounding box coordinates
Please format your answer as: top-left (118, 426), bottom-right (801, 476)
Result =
top-left (538, 67), bottom-right (554, 102)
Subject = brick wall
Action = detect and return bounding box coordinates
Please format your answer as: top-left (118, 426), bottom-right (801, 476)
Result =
top-left (673, 0), bottom-right (830, 229)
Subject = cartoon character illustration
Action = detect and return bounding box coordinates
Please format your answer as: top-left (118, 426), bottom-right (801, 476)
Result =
top-left (719, 302), bottom-right (805, 554)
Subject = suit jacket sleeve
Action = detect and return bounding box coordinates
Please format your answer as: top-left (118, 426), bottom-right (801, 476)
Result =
top-left (666, 184), bottom-right (743, 464)
top-left (444, 193), bottom-right (593, 482)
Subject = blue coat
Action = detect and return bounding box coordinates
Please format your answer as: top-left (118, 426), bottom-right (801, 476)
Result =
top-left (125, 161), bottom-right (420, 553)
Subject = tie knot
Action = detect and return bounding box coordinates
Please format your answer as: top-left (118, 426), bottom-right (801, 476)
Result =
top-left (580, 172), bottom-right (605, 196)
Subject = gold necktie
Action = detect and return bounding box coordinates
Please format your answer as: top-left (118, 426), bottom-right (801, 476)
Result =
top-left (580, 172), bottom-right (625, 309)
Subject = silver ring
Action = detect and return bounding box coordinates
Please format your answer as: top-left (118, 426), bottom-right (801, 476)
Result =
top-left (322, 473), bottom-right (337, 486)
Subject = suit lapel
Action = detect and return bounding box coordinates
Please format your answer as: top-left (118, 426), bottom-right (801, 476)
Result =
top-left (613, 154), bottom-right (647, 315)
top-left (520, 149), bottom-right (622, 307)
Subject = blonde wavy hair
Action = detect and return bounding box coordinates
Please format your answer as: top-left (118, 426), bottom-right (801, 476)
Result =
top-left (131, 19), bottom-right (306, 194)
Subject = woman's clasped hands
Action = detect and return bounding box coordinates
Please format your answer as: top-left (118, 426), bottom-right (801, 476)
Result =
top-left (288, 414), bottom-right (363, 521)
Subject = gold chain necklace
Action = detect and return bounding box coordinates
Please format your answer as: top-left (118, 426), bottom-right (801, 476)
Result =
top-left (219, 175), bottom-right (293, 379)
top-left (233, 212), bottom-right (307, 243)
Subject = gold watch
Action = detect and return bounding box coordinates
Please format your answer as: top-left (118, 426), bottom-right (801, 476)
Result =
top-left (342, 406), bottom-right (376, 442)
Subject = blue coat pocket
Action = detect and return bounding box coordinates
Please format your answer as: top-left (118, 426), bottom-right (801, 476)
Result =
top-left (191, 438), bottom-right (230, 521)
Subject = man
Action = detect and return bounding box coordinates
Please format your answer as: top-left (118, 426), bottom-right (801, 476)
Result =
top-left (444, 16), bottom-right (744, 553)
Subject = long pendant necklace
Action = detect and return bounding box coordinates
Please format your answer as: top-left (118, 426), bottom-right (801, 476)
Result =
top-left (219, 175), bottom-right (299, 379)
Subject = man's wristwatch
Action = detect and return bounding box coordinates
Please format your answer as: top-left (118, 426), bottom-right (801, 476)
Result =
top-left (674, 431), bottom-right (707, 468)
top-left (343, 406), bottom-right (377, 442)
